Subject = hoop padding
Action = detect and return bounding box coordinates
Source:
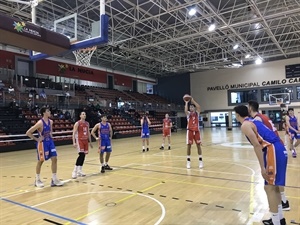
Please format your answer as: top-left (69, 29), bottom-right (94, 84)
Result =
top-left (72, 46), bottom-right (97, 66)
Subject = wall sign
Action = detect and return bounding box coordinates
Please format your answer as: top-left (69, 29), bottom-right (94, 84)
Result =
top-left (207, 78), bottom-right (300, 91)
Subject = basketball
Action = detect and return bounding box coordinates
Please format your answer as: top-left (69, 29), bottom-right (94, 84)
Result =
top-left (183, 94), bottom-right (192, 102)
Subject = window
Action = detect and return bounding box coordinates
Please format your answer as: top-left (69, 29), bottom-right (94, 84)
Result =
top-left (229, 90), bottom-right (257, 104)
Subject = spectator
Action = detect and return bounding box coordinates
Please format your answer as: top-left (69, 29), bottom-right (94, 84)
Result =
top-left (40, 89), bottom-right (47, 99)
top-left (8, 86), bottom-right (15, 95)
top-left (27, 99), bottom-right (33, 110)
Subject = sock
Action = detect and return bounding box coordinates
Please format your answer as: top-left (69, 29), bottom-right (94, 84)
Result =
top-left (36, 174), bottom-right (40, 180)
top-left (281, 192), bottom-right (287, 203)
top-left (161, 144), bottom-right (164, 147)
top-left (78, 166), bottom-right (82, 171)
top-left (271, 212), bottom-right (280, 225)
top-left (73, 165), bottom-right (78, 172)
top-left (142, 146), bottom-right (145, 150)
top-left (168, 144), bottom-right (171, 146)
top-left (52, 173), bottom-right (57, 180)
top-left (278, 205), bottom-right (283, 220)
top-left (105, 162), bottom-right (108, 166)
top-left (102, 163), bottom-right (105, 166)
top-left (187, 156), bottom-right (191, 161)
top-left (199, 154), bottom-right (202, 161)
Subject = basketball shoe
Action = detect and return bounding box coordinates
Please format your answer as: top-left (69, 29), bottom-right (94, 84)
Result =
top-left (71, 171), bottom-right (77, 179)
top-left (282, 200), bottom-right (290, 211)
top-left (262, 218), bottom-right (286, 225)
top-left (199, 161), bottom-right (204, 169)
top-left (51, 179), bottom-right (63, 187)
top-left (186, 161), bottom-right (191, 169)
top-left (292, 149), bottom-right (297, 158)
top-left (35, 179), bottom-right (44, 188)
top-left (104, 164), bottom-right (113, 170)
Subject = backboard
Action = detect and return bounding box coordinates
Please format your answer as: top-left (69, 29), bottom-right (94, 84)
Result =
top-left (29, 0), bottom-right (108, 60)
top-left (269, 93), bottom-right (291, 106)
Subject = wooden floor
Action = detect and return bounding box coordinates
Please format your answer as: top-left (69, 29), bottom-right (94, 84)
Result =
top-left (0, 128), bottom-right (299, 225)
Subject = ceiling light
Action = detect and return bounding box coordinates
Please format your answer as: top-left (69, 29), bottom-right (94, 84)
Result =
top-left (255, 58), bottom-right (262, 64)
top-left (245, 54), bottom-right (251, 58)
top-left (25, 78), bottom-right (29, 81)
top-left (208, 24), bottom-right (216, 31)
top-left (41, 82), bottom-right (45, 84)
top-left (188, 8), bottom-right (196, 16)
top-left (232, 63), bottom-right (242, 67)
top-left (233, 44), bottom-right (239, 50)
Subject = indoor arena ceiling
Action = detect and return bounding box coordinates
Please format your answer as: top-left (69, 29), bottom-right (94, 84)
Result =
top-left (0, 0), bottom-right (300, 77)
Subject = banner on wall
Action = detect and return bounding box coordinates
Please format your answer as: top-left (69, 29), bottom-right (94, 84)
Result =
top-left (207, 78), bottom-right (300, 91)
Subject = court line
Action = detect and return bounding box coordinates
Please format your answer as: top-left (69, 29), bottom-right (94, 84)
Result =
top-left (32, 190), bottom-right (166, 225)
top-left (0, 197), bottom-right (87, 225)
top-left (62, 182), bottom-right (164, 225)
top-left (111, 171), bottom-right (249, 192)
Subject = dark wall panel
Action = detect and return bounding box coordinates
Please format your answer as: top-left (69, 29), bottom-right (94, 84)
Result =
top-left (154, 73), bottom-right (190, 104)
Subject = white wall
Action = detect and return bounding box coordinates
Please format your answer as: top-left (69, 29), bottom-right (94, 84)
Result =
top-left (191, 57), bottom-right (300, 111)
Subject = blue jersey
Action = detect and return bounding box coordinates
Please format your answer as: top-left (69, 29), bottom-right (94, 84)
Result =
top-left (288, 115), bottom-right (298, 131)
top-left (99, 122), bottom-right (110, 140)
top-left (244, 118), bottom-right (281, 146)
top-left (142, 118), bottom-right (149, 133)
top-left (37, 118), bottom-right (56, 161)
top-left (40, 119), bottom-right (52, 141)
top-left (244, 118), bottom-right (287, 186)
top-left (99, 122), bottom-right (112, 153)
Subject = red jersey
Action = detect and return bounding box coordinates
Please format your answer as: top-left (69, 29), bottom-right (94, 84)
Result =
top-left (77, 120), bottom-right (89, 140)
top-left (163, 118), bottom-right (172, 130)
top-left (254, 113), bottom-right (279, 135)
top-left (187, 111), bottom-right (199, 131)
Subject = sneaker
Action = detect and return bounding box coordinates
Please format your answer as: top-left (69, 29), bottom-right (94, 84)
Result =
top-left (146, 148), bottom-right (149, 151)
top-left (77, 171), bottom-right (86, 177)
top-left (72, 171), bottom-right (77, 179)
top-left (168, 146), bottom-right (171, 150)
top-left (35, 179), bottom-right (44, 188)
top-left (51, 179), bottom-right (63, 187)
top-left (142, 149), bottom-right (145, 152)
top-left (282, 200), bottom-right (290, 211)
top-left (104, 164), bottom-right (113, 170)
top-left (186, 161), bottom-right (191, 169)
top-left (262, 218), bottom-right (286, 225)
top-left (101, 166), bottom-right (105, 173)
top-left (159, 146), bottom-right (164, 150)
top-left (292, 150), bottom-right (297, 158)
top-left (199, 161), bottom-right (204, 169)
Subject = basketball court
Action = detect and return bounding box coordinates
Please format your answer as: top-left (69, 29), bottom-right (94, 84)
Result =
top-left (1, 129), bottom-right (299, 225)
top-left (0, 1), bottom-right (299, 225)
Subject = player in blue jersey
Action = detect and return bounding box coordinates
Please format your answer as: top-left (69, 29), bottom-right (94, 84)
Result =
top-left (91, 114), bottom-right (113, 173)
top-left (26, 107), bottom-right (63, 188)
top-left (141, 112), bottom-right (151, 152)
top-left (234, 105), bottom-right (288, 225)
top-left (285, 108), bottom-right (298, 158)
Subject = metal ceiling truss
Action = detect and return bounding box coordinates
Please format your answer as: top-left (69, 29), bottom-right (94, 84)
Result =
top-left (0, 0), bottom-right (299, 77)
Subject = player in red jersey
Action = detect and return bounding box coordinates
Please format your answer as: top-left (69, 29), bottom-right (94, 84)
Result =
top-left (72, 112), bottom-right (93, 179)
top-left (248, 100), bottom-right (290, 220)
top-left (184, 96), bottom-right (203, 169)
top-left (159, 114), bottom-right (172, 150)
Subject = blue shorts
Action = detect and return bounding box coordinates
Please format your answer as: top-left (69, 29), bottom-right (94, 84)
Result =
top-left (289, 130), bottom-right (300, 140)
top-left (100, 139), bottom-right (112, 153)
top-left (263, 142), bottom-right (287, 186)
top-left (36, 140), bottom-right (57, 161)
top-left (141, 130), bottom-right (150, 138)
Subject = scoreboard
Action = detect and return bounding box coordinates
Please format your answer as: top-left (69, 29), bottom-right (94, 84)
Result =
top-left (286, 64), bottom-right (300, 78)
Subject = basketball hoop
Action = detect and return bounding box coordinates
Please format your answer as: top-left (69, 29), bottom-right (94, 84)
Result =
top-left (72, 46), bottom-right (97, 66)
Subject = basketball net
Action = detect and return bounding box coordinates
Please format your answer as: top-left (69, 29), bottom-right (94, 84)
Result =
top-left (72, 46), bottom-right (97, 66)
